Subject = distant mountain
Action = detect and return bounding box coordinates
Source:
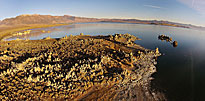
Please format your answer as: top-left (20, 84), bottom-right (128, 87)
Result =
top-left (0, 15), bottom-right (95, 25)
top-left (0, 14), bottom-right (203, 29)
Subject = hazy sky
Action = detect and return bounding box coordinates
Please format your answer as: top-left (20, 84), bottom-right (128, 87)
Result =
top-left (0, 0), bottom-right (205, 26)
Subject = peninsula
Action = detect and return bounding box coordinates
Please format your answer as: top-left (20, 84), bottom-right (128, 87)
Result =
top-left (0, 33), bottom-right (165, 100)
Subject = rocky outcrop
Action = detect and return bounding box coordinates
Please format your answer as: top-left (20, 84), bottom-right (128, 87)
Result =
top-left (109, 33), bottom-right (139, 46)
top-left (158, 35), bottom-right (172, 42)
top-left (158, 34), bottom-right (178, 47)
top-left (0, 34), bottom-right (165, 100)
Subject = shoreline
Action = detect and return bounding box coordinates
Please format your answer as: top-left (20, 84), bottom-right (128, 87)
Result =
top-left (0, 24), bottom-right (69, 41)
top-left (0, 33), bottom-right (166, 100)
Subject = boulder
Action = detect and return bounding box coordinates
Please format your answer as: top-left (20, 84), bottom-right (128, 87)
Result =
top-left (173, 41), bottom-right (178, 47)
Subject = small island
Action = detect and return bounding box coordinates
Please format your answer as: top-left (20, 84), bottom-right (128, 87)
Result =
top-left (158, 34), bottom-right (178, 47)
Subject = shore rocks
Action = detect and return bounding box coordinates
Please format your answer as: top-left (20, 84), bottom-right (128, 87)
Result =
top-left (0, 34), bottom-right (165, 100)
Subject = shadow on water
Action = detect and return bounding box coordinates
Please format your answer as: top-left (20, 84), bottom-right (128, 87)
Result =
top-left (151, 42), bottom-right (205, 101)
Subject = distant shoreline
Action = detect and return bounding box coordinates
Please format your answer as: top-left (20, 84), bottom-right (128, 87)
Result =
top-left (1, 14), bottom-right (204, 41)
top-left (0, 14), bottom-right (203, 40)
top-left (1, 19), bottom-right (204, 41)
top-left (0, 24), bottom-right (69, 41)
top-left (0, 22), bottom-right (190, 41)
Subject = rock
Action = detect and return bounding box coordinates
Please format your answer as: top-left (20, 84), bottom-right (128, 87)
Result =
top-left (158, 34), bottom-right (178, 48)
top-left (80, 33), bottom-right (84, 35)
top-left (158, 35), bottom-right (172, 42)
top-left (16, 38), bottom-right (22, 41)
top-left (173, 41), bottom-right (178, 47)
top-left (44, 37), bottom-right (51, 40)
top-left (155, 48), bottom-right (159, 54)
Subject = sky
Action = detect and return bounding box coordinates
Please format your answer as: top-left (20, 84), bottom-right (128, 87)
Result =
top-left (0, 0), bottom-right (205, 26)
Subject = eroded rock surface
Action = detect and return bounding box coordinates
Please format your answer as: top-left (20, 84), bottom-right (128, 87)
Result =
top-left (0, 34), bottom-right (165, 100)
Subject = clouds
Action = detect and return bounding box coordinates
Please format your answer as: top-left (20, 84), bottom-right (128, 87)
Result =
top-left (143, 4), bottom-right (162, 9)
top-left (178, 0), bottom-right (205, 16)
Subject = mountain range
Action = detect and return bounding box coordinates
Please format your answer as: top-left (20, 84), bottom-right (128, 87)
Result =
top-left (0, 14), bottom-right (203, 29)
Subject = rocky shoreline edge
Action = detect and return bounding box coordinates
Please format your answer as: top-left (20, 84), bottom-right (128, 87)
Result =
top-left (0, 33), bottom-right (166, 100)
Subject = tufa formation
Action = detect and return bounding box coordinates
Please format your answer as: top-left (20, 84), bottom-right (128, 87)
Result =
top-left (0, 33), bottom-right (165, 100)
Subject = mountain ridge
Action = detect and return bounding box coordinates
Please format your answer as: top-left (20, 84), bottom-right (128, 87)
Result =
top-left (0, 14), bottom-right (203, 29)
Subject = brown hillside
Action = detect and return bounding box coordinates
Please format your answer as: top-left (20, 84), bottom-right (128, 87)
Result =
top-left (0, 14), bottom-right (103, 25)
top-left (0, 14), bottom-right (75, 25)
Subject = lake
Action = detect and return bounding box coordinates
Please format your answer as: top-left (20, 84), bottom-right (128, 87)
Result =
top-left (7, 23), bottom-right (205, 101)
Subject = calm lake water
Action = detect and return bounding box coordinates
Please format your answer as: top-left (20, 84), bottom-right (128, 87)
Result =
top-left (7, 23), bottom-right (205, 101)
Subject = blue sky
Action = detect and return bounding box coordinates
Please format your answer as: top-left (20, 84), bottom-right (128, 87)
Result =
top-left (0, 0), bottom-right (205, 26)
